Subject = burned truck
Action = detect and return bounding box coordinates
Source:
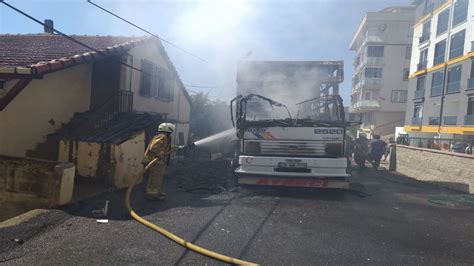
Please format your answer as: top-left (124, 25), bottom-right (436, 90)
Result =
top-left (230, 60), bottom-right (350, 189)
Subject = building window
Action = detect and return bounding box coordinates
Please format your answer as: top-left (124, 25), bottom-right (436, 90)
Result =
top-left (139, 59), bottom-right (157, 97)
top-left (433, 40), bottom-right (446, 65)
top-left (428, 117), bottom-right (440, 125)
top-left (367, 46), bottom-right (384, 57)
top-left (416, 75), bottom-right (426, 91)
top-left (431, 71), bottom-right (444, 96)
top-left (420, 20), bottom-right (431, 43)
top-left (423, 0), bottom-right (434, 14)
top-left (405, 46), bottom-right (412, 60)
top-left (414, 104), bottom-right (423, 118)
top-left (391, 90), bottom-right (407, 103)
top-left (443, 116), bottom-right (457, 125)
top-left (449, 30), bottom-right (465, 59)
top-left (447, 65), bottom-right (462, 93)
top-left (139, 59), bottom-right (174, 101)
top-left (468, 97), bottom-right (474, 115)
top-left (418, 49), bottom-right (428, 70)
top-left (403, 68), bottom-right (410, 80)
top-left (436, 8), bottom-right (450, 35)
top-left (364, 91), bottom-right (372, 100)
top-left (452, 0), bottom-right (468, 27)
top-left (364, 67), bottom-right (382, 78)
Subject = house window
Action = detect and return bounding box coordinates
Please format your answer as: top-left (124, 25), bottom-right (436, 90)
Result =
top-left (364, 91), bottom-right (372, 100)
top-left (157, 70), bottom-right (174, 101)
top-left (449, 30), bottom-right (465, 59)
top-left (139, 59), bottom-right (158, 97)
top-left (418, 49), bottom-right (428, 70)
top-left (420, 20), bottom-right (431, 43)
top-left (367, 46), bottom-right (384, 57)
top-left (414, 104), bottom-right (423, 118)
top-left (431, 71), bottom-right (444, 96)
top-left (433, 40), bottom-right (446, 65)
top-left (405, 46), bottom-right (412, 60)
top-left (452, 0), bottom-right (468, 27)
top-left (428, 117), bottom-right (440, 125)
top-left (416, 75), bottom-right (426, 91)
top-left (447, 65), bottom-right (462, 93)
top-left (403, 68), bottom-right (410, 80)
top-left (437, 8), bottom-right (450, 35)
top-left (468, 97), bottom-right (474, 115)
top-left (139, 59), bottom-right (174, 101)
top-left (391, 90), bottom-right (407, 103)
top-left (364, 67), bottom-right (382, 78)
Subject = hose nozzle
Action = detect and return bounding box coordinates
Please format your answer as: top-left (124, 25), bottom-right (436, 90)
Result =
top-left (177, 142), bottom-right (195, 150)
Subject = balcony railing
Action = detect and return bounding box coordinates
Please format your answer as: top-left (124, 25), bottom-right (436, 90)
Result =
top-left (443, 116), bottom-right (457, 125)
top-left (350, 100), bottom-right (380, 113)
top-left (365, 35), bottom-right (383, 43)
top-left (414, 89), bottom-right (425, 99)
top-left (467, 78), bottom-right (474, 90)
top-left (417, 61), bottom-right (427, 71)
top-left (411, 117), bottom-right (422, 125)
top-left (363, 56), bottom-right (384, 66)
top-left (361, 78), bottom-right (383, 87)
top-left (465, 115), bottom-right (474, 125)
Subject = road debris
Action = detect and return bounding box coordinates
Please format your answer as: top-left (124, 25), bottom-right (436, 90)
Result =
top-left (92, 200), bottom-right (109, 218)
top-left (13, 238), bottom-right (24, 245)
top-left (96, 219), bottom-right (109, 224)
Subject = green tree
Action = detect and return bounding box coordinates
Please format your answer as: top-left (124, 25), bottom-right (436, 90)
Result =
top-left (189, 92), bottom-right (232, 141)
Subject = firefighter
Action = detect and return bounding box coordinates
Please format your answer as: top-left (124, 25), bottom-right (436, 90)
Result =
top-left (142, 123), bottom-right (176, 200)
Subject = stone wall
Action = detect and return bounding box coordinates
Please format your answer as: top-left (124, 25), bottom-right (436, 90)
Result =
top-left (397, 145), bottom-right (474, 193)
top-left (0, 155), bottom-right (75, 206)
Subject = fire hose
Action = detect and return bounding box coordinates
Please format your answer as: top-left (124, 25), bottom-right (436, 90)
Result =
top-left (125, 154), bottom-right (258, 265)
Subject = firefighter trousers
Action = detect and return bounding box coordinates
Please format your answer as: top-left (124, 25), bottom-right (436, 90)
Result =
top-left (146, 162), bottom-right (167, 199)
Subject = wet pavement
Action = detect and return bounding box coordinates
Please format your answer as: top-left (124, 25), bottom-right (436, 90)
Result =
top-left (1, 159), bottom-right (474, 265)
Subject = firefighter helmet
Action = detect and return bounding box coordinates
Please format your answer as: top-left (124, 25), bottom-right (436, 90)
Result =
top-left (158, 123), bottom-right (176, 133)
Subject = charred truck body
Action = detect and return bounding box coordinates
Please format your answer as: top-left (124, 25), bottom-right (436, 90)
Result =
top-left (231, 61), bottom-right (349, 189)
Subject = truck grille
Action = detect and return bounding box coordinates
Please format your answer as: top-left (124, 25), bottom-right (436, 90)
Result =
top-left (258, 141), bottom-right (327, 156)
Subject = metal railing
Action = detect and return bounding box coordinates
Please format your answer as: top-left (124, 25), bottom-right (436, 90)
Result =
top-left (363, 56), bottom-right (384, 66)
top-left (414, 89), bottom-right (425, 99)
top-left (465, 114), bottom-right (474, 125)
top-left (398, 136), bottom-right (473, 155)
top-left (361, 77), bottom-right (383, 87)
top-left (350, 100), bottom-right (380, 112)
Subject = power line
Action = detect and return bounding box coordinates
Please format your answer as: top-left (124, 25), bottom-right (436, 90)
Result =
top-left (1, 0), bottom-right (209, 89)
top-left (86, 0), bottom-right (207, 63)
top-left (185, 85), bottom-right (219, 89)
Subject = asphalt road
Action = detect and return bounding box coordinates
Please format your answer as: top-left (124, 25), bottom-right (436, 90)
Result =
top-left (1, 160), bottom-right (474, 265)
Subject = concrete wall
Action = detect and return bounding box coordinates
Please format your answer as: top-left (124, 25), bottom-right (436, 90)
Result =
top-left (0, 155), bottom-right (75, 206)
top-left (397, 145), bottom-right (474, 193)
top-left (0, 64), bottom-right (92, 157)
top-left (111, 132), bottom-right (145, 188)
top-left (59, 132), bottom-right (146, 188)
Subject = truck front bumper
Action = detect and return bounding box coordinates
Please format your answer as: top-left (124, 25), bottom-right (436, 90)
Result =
top-left (235, 155), bottom-right (349, 178)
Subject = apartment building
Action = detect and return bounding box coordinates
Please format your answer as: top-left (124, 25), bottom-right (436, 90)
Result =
top-left (405, 0), bottom-right (474, 142)
top-left (350, 6), bottom-right (415, 136)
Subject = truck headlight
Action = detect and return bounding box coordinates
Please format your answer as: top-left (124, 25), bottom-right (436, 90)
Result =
top-left (325, 143), bottom-right (342, 157)
top-left (244, 141), bottom-right (261, 154)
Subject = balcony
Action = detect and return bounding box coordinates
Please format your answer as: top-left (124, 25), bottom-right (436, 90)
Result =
top-left (465, 115), bottom-right (474, 125)
top-left (361, 78), bottom-right (383, 89)
top-left (414, 89), bottom-right (425, 99)
top-left (363, 56), bottom-right (384, 66)
top-left (467, 78), bottom-right (474, 90)
top-left (417, 61), bottom-right (427, 71)
top-left (411, 117), bottom-right (422, 125)
top-left (349, 100), bottom-right (380, 113)
top-left (365, 35), bottom-right (383, 43)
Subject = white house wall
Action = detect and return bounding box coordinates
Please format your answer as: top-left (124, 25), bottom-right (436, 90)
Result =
top-left (0, 64), bottom-right (92, 157)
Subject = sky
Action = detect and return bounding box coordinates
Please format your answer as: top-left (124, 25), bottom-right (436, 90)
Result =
top-left (0, 0), bottom-right (412, 105)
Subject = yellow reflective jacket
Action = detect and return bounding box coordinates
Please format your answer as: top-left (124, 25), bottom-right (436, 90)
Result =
top-left (143, 133), bottom-right (171, 164)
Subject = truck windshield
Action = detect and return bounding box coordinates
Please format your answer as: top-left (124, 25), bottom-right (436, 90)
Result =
top-left (296, 95), bottom-right (343, 124)
top-left (245, 97), bottom-right (292, 122)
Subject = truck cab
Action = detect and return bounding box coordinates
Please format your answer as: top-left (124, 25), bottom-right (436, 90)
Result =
top-left (230, 94), bottom-right (350, 189)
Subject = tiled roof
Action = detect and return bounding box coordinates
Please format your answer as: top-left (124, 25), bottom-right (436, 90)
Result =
top-left (0, 34), bottom-right (148, 71)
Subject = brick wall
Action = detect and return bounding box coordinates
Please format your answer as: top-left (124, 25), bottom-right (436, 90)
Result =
top-left (0, 155), bottom-right (75, 206)
top-left (397, 145), bottom-right (474, 193)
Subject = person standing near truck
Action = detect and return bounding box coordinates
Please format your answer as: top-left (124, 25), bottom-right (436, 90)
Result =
top-left (368, 134), bottom-right (386, 169)
top-left (354, 133), bottom-right (369, 169)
